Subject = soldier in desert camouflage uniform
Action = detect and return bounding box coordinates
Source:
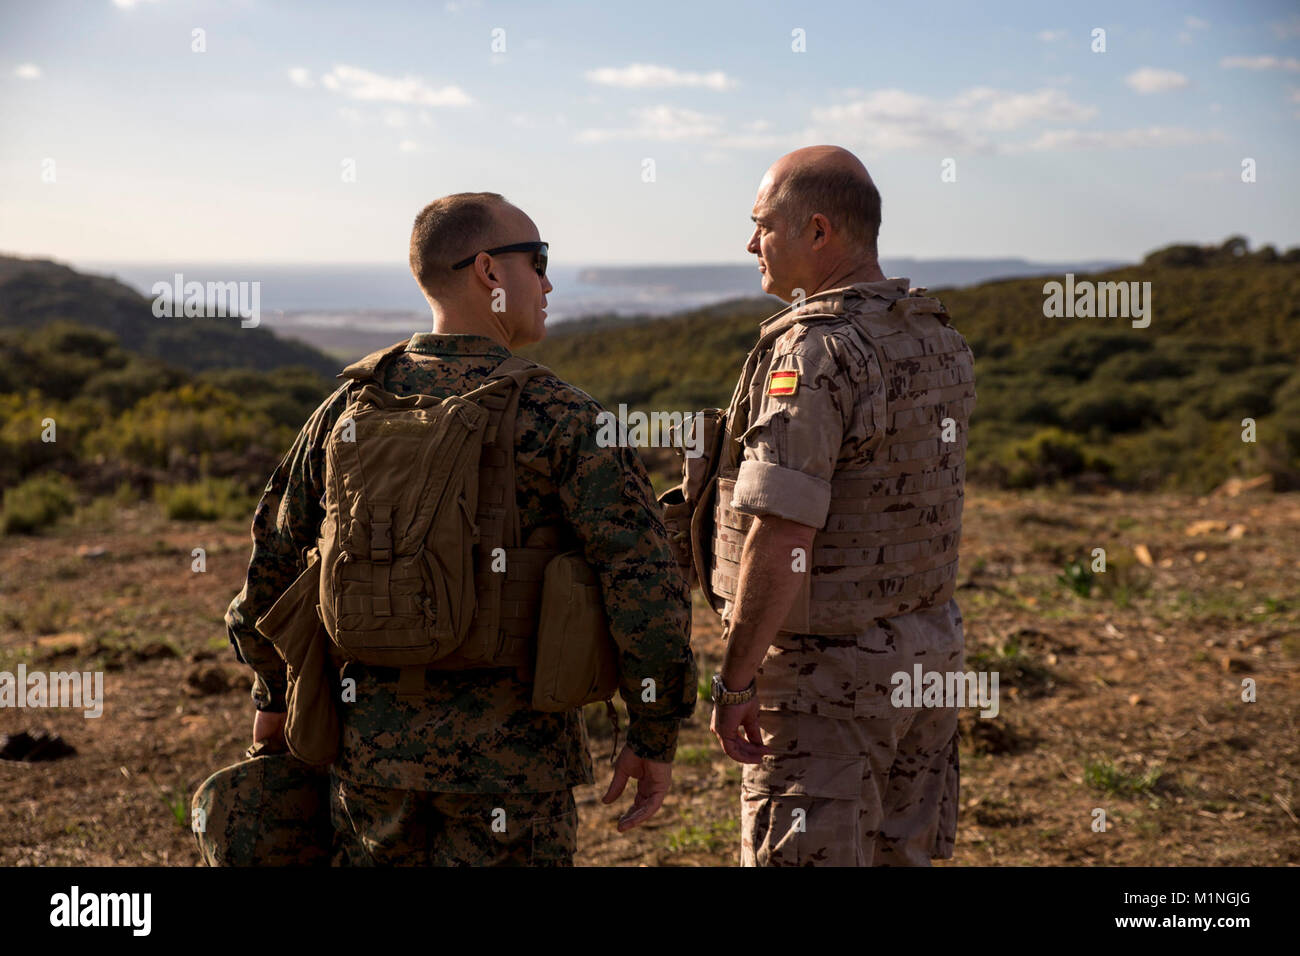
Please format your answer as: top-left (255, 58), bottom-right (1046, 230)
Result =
top-left (224, 193), bottom-right (696, 866)
top-left (703, 147), bottom-right (975, 866)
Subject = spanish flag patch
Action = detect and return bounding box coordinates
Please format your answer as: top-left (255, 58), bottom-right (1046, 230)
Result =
top-left (767, 369), bottom-right (799, 396)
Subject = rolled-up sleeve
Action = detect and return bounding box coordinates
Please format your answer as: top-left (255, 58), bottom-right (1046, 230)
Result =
top-left (730, 325), bottom-right (876, 529)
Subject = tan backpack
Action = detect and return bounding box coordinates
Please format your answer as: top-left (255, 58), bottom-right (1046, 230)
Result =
top-left (255, 341), bottom-right (621, 766)
top-left (317, 349), bottom-right (548, 669)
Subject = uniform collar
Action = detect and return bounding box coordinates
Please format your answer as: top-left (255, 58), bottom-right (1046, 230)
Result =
top-left (759, 277), bottom-right (912, 335)
top-left (405, 332), bottom-right (513, 361)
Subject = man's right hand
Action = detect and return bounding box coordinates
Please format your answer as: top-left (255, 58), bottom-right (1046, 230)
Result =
top-left (601, 745), bottom-right (673, 832)
top-left (252, 709), bottom-right (287, 749)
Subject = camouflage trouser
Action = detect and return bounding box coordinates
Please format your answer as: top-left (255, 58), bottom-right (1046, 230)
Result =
top-left (330, 770), bottom-right (577, 866)
top-left (740, 707), bottom-right (958, 866)
top-left (739, 601), bottom-right (963, 867)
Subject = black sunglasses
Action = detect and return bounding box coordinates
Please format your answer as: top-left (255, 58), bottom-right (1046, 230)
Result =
top-left (451, 241), bottom-right (548, 277)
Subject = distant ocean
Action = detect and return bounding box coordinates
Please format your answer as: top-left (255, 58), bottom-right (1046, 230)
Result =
top-left (81, 262), bottom-right (769, 330)
top-left (81, 256), bottom-right (1127, 356)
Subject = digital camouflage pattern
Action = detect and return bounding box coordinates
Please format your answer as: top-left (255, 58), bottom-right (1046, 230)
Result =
top-left (191, 741), bottom-right (332, 866)
top-left (720, 279), bottom-right (969, 866)
top-left (330, 770), bottom-right (576, 866)
top-left (740, 600), bottom-right (963, 866)
top-left (226, 333), bottom-right (696, 795)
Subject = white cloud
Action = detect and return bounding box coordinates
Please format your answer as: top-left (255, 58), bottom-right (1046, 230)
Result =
top-left (1270, 14), bottom-right (1300, 40)
top-left (13, 63), bottom-right (41, 80)
top-left (382, 108), bottom-right (408, 128)
top-left (577, 105), bottom-right (723, 143)
top-left (287, 67), bottom-right (314, 89)
top-left (1125, 68), bottom-right (1190, 93)
top-left (575, 84), bottom-right (1210, 157)
top-left (112, 0), bottom-right (163, 7)
top-left (319, 64), bottom-right (472, 106)
top-left (398, 140), bottom-right (419, 153)
top-left (808, 86), bottom-right (1096, 154)
top-left (1012, 126), bottom-right (1226, 152)
top-left (951, 86), bottom-right (1097, 128)
top-left (1036, 29), bottom-right (1066, 42)
top-left (1185, 16), bottom-right (1209, 30)
top-left (584, 63), bottom-right (737, 91)
top-left (1220, 55), bottom-right (1300, 72)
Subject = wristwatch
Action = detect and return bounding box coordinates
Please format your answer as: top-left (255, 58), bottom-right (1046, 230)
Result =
top-left (711, 673), bottom-right (756, 705)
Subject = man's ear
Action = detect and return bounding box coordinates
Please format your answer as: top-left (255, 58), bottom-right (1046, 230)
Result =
top-left (810, 213), bottom-right (830, 247)
top-left (472, 254), bottom-right (499, 289)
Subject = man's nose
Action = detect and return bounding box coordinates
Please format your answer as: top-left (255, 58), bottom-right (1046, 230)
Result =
top-left (746, 230), bottom-right (760, 254)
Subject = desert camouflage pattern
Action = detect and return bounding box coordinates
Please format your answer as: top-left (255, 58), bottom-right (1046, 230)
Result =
top-left (330, 769), bottom-right (576, 866)
top-left (226, 333), bottom-right (696, 795)
top-left (715, 278), bottom-right (977, 631)
top-left (718, 280), bottom-right (971, 866)
top-left (740, 600), bottom-right (963, 866)
top-left (192, 741), bottom-right (332, 866)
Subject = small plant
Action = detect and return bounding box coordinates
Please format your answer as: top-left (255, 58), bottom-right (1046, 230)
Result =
top-left (1084, 759), bottom-right (1163, 797)
top-left (664, 814), bottom-right (739, 854)
top-left (676, 745), bottom-right (714, 766)
top-left (1057, 559), bottom-right (1095, 598)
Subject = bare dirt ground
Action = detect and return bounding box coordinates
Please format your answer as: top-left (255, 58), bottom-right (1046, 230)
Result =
top-left (2, 488), bottom-right (1297, 866)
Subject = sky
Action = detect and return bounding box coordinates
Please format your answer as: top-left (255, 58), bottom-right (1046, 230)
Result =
top-left (1, 0), bottom-right (1298, 266)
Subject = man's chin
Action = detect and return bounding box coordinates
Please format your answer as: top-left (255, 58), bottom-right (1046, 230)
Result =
top-left (760, 274), bottom-right (790, 300)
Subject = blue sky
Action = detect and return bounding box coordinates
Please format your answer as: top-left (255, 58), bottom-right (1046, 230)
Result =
top-left (1, 0), bottom-right (1298, 266)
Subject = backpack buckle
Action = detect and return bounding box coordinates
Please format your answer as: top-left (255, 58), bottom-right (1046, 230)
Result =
top-left (370, 504), bottom-right (394, 563)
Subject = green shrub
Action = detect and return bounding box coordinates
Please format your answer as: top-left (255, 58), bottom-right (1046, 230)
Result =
top-left (1060, 384), bottom-right (1155, 433)
top-left (1022, 328), bottom-right (1151, 381)
top-left (154, 477), bottom-right (253, 521)
top-left (1000, 428), bottom-right (1107, 488)
top-left (1, 472), bottom-right (78, 534)
top-left (83, 358), bottom-right (186, 414)
top-left (85, 383), bottom-right (289, 471)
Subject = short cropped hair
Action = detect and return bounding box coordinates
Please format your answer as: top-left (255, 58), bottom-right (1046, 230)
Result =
top-left (770, 168), bottom-right (881, 255)
top-left (409, 192), bottom-right (509, 297)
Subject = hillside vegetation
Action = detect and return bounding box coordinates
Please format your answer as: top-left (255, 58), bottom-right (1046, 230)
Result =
top-left (522, 237), bottom-right (1300, 492)
top-left (1, 238), bottom-right (1297, 535)
top-left (0, 255), bottom-right (337, 377)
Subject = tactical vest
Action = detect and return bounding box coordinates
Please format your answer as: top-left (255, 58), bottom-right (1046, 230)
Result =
top-left (699, 285), bottom-right (976, 633)
top-left (331, 339), bottom-right (565, 670)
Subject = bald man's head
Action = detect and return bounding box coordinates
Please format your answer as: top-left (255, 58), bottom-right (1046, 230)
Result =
top-left (765, 145), bottom-right (881, 257)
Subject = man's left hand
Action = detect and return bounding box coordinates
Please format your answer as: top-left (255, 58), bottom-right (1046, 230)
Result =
top-left (710, 697), bottom-right (771, 764)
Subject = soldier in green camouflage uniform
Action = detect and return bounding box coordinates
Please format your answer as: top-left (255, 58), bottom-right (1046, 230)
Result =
top-left (225, 194), bottom-right (695, 866)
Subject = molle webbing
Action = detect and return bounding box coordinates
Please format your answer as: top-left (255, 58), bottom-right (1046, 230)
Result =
top-left (336, 340), bottom-right (557, 669)
top-left (708, 294), bottom-right (975, 630)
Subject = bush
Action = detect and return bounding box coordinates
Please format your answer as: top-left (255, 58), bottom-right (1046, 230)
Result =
top-left (83, 358), bottom-right (186, 414)
top-left (85, 383), bottom-right (290, 471)
top-left (196, 366), bottom-right (333, 429)
top-left (0, 391), bottom-right (90, 487)
top-left (154, 477), bottom-right (253, 521)
top-left (1022, 329), bottom-right (1151, 381)
top-left (1, 472), bottom-right (78, 534)
top-left (1060, 384), bottom-right (1156, 433)
top-left (999, 428), bottom-right (1109, 488)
